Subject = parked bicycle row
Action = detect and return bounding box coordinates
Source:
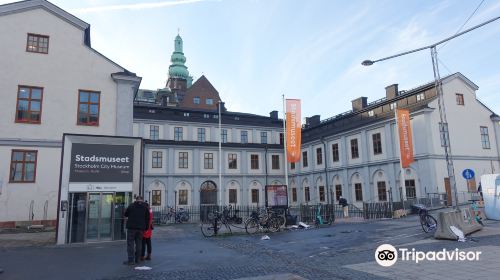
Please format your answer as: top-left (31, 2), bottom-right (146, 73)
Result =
top-left (151, 203), bottom-right (349, 226)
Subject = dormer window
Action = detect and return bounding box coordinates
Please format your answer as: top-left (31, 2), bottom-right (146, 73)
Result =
top-left (193, 97), bottom-right (200, 104)
top-left (390, 102), bottom-right (397, 110)
top-left (206, 98), bottom-right (213, 105)
top-left (368, 110), bottom-right (374, 117)
top-left (26, 33), bottom-right (49, 54)
top-left (416, 93), bottom-right (425, 101)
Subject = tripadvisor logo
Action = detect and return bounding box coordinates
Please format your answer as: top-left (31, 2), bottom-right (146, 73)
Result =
top-left (375, 244), bottom-right (482, 267)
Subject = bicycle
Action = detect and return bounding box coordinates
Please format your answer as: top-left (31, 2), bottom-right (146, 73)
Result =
top-left (200, 210), bottom-right (232, 237)
top-left (418, 208), bottom-right (437, 233)
top-left (222, 205), bottom-right (243, 225)
top-left (244, 208), bottom-right (281, 234)
top-left (160, 207), bottom-right (189, 225)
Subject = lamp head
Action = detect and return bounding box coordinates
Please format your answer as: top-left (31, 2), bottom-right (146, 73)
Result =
top-left (361, 60), bottom-right (374, 66)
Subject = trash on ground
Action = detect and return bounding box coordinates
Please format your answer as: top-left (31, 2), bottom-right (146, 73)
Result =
top-left (290, 225), bottom-right (299, 229)
top-left (450, 225), bottom-right (466, 242)
top-left (134, 266), bottom-right (152, 270)
top-left (261, 235), bottom-right (270, 240)
top-left (298, 222), bottom-right (310, 229)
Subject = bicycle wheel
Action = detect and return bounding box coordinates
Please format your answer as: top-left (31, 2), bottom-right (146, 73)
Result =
top-left (267, 217), bottom-right (281, 233)
top-left (245, 218), bottom-right (260, 235)
top-left (160, 214), bottom-right (169, 225)
top-left (423, 215), bottom-right (437, 233)
top-left (328, 214), bottom-right (335, 225)
top-left (201, 220), bottom-right (219, 237)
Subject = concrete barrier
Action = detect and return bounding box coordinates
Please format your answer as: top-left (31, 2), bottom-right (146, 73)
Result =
top-left (434, 211), bottom-right (461, 240)
top-left (434, 209), bottom-right (482, 240)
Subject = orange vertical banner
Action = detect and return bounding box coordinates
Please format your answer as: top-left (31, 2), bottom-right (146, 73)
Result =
top-left (286, 99), bottom-right (301, 163)
top-left (396, 109), bottom-right (414, 168)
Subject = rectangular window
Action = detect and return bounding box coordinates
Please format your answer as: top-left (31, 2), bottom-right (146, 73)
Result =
top-left (77, 90), bottom-right (100, 126)
top-left (316, 147), bottom-right (323, 165)
top-left (206, 98), bottom-right (213, 105)
top-left (193, 96), bottom-right (200, 104)
top-left (152, 151), bottom-right (162, 168)
top-left (480, 126), bottom-right (490, 149)
top-left (272, 155), bottom-right (280, 170)
top-left (416, 93), bottom-right (425, 101)
top-left (9, 150), bottom-right (37, 182)
top-left (197, 128), bottom-right (206, 142)
top-left (351, 139), bottom-right (359, 159)
top-left (251, 189), bottom-right (259, 204)
top-left (260, 131), bottom-right (267, 144)
top-left (335, 184), bottom-right (342, 201)
top-left (221, 129), bottom-right (228, 143)
top-left (372, 133), bottom-right (383, 155)
top-left (174, 127), bottom-right (183, 141)
top-left (390, 102), bottom-right (397, 110)
top-left (204, 153), bottom-right (213, 169)
top-left (241, 131), bottom-right (248, 144)
top-left (178, 152), bottom-right (188, 169)
top-left (355, 183), bottom-right (363, 201)
top-left (302, 151), bottom-right (308, 167)
top-left (405, 179), bottom-right (416, 198)
top-left (456, 93), bottom-right (464, 105)
top-left (229, 189), bottom-right (237, 204)
top-left (439, 123), bottom-right (449, 147)
top-left (150, 125), bottom-right (159, 140)
top-left (332, 143), bottom-right (339, 162)
top-left (290, 162), bottom-right (295, 169)
top-left (319, 186), bottom-right (325, 202)
top-left (292, 188), bottom-right (297, 202)
top-left (151, 190), bottom-right (161, 206)
top-left (228, 153), bottom-right (237, 169)
top-left (26, 33), bottom-right (49, 54)
top-left (15, 86), bottom-right (43, 123)
top-left (250, 154), bottom-right (259, 170)
top-left (368, 110), bottom-right (374, 117)
top-left (279, 133), bottom-right (284, 145)
top-left (305, 187), bottom-right (310, 202)
top-left (178, 190), bottom-right (188, 205)
top-left (377, 181), bottom-right (387, 201)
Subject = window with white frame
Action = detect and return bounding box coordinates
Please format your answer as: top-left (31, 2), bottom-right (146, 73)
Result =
top-left (390, 102), bottom-right (397, 110)
top-left (260, 131), bottom-right (267, 144)
top-left (272, 155), bottom-right (280, 169)
top-left (152, 151), bottom-right (162, 168)
top-left (221, 129), bottom-right (228, 143)
top-left (241, 131), bottom-right (248, 144)
top-left (178, 189), bottom-right (188, 205)
top-left (178, 152), bottom-right (188, 168)
top-left (416, 93), bottom-right (425, 101)
top-left (439, 123), bottom-right (449, 147)
top-left (197, 128), bottom-right (206, 142)
top-left (150, 125), bottom-right (159, 140)
top-left (174, 127), bottom-right (183, 141)
top-left (204, 153), bottom-right (213, 169)
top-left (480, 126), bottom-right (490, 149)
top-left (228, 153), bottom-right (237, 169)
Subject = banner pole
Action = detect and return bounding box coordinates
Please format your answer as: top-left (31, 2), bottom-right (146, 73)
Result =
top-left (282, 95), bottom-right (289, 191)
top-left (395, 109), bottom-right (406, 210)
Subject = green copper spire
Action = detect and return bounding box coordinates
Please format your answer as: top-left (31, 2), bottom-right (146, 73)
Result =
top-left (168, 34), bottom-right (190, 79)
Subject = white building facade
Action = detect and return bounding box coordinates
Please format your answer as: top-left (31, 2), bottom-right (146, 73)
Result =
top-left (0, 0), bottom-right (141, 232)
top-left (290, 73), bottom-right (500, 208)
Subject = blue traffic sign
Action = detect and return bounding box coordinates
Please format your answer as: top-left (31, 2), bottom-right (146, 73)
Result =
top-left (462, 169), bottom-right (475, 180)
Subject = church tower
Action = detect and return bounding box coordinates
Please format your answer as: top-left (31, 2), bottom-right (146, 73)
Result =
top-left (167, 34), bottom-right (192, 95)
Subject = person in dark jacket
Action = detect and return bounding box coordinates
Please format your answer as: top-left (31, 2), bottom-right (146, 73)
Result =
top-left (123, 195), bottom-right (150, 265)
top-left (339, 197), bottom-right (349, 218)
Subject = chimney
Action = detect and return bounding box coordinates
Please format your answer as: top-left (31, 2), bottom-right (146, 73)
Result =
top-left (385, 84), bottom-right (398, 100)
top-left (351, 97), bottom-right (368, 112)
top-left (269, 110), bottom-right (278, 119)
top-left (305, 115), bottom-right (321, 127)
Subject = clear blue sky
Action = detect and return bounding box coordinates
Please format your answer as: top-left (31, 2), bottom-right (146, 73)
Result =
top-left (6, 0), bottom-right (500, 119)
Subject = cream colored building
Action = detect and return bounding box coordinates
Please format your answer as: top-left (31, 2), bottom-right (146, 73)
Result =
top-left (0, 0), bottom-right (141, 229)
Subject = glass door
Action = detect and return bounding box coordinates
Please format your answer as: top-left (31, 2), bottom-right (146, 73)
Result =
top-left (86, 193), bottom-right (100, 241)
top-left (99, 193), bottom-right (113, 240)
top-left (86, 193), bottom-right (114, 241)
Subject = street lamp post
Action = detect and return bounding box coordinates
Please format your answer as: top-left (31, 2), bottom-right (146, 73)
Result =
top-left (362, 16), bottom-right (500, 209)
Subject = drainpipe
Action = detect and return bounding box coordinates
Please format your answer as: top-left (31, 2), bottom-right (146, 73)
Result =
top-left (265, 145), bottom-right (269, 186)
top-left (321, 137), bottom-right (330, 205)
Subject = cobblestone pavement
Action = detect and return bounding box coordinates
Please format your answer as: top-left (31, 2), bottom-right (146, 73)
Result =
top-left (0, 216), bottom-right (499, 280)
